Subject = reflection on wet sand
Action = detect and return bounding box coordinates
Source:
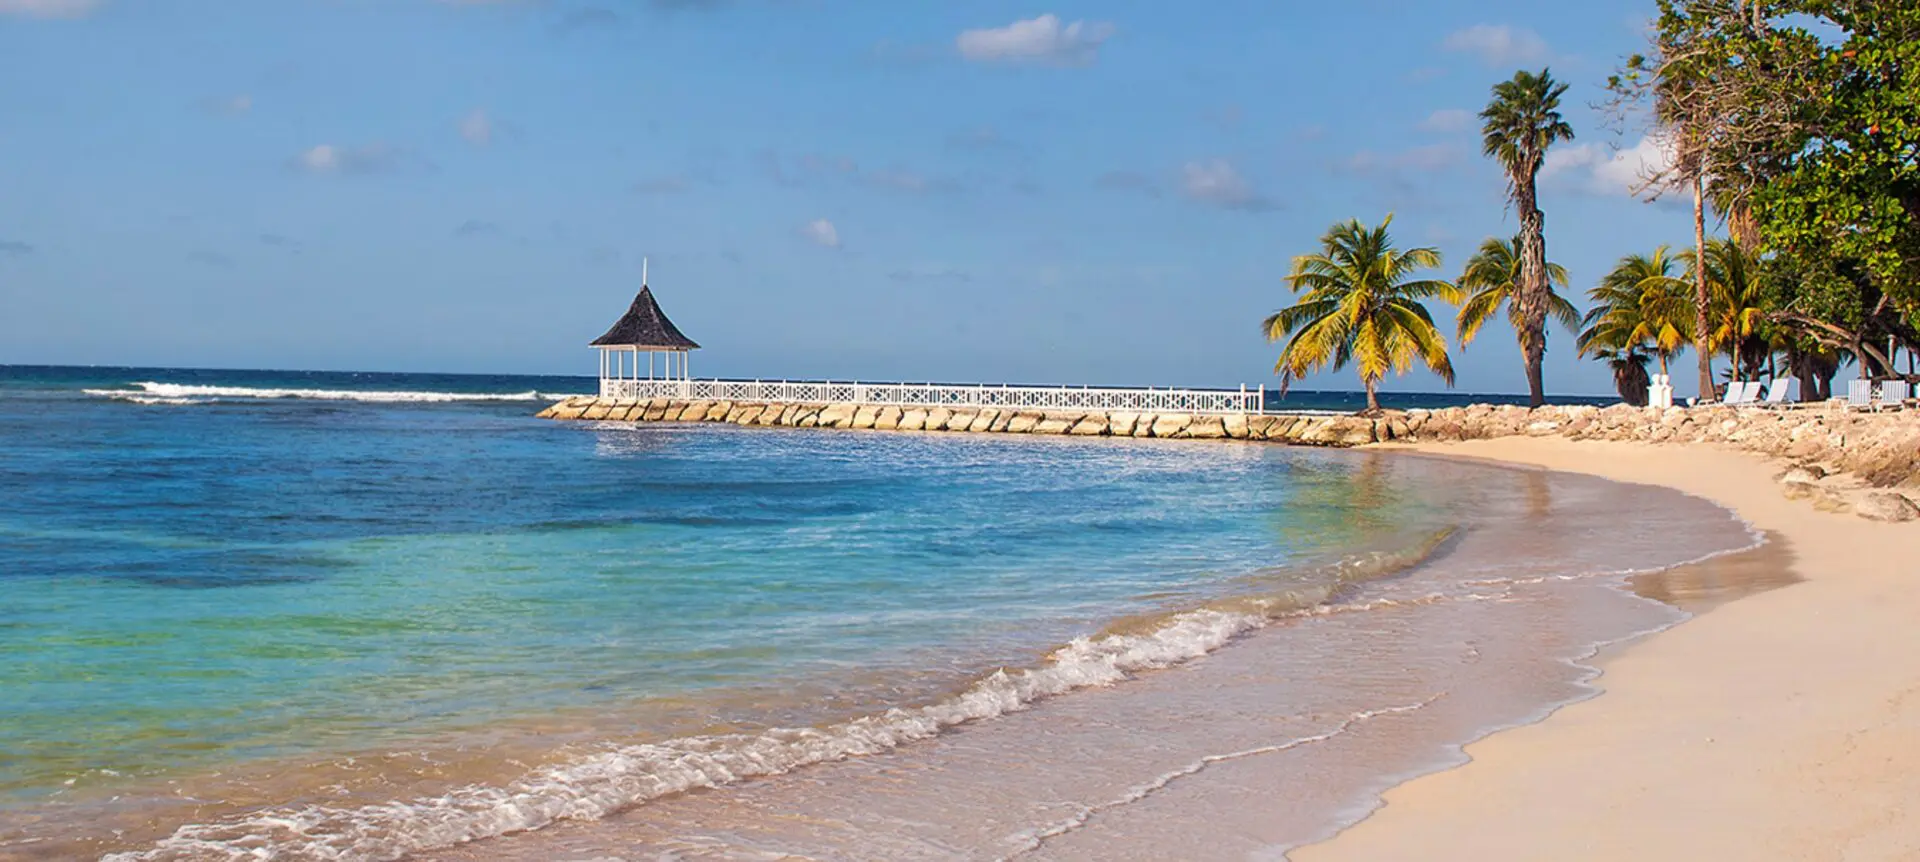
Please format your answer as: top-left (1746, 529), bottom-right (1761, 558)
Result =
top-left (1629, 531), bottom-right (1800, 614)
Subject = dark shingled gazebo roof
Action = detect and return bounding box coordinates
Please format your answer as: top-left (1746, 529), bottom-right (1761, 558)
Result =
top-left (589, 286), bottom-right (700, 350)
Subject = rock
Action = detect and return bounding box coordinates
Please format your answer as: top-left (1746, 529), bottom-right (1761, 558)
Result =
top-left (1854, 491), bottom-right (1920, 522)
top-left (582, 400), bottom-right (615, 420)
top-left (1133, 414), bottom-right (1157, 438)
top-left (819, 403), bottom-right (856, 428)
top-left (679, 401), bottom-right (712, 422)
top-left (1184, 416), bottom-right (1228, 439)
top-left (1034, 413), bottom-right (1079, 435)
top-left (874, 406), bottom-right (904, 431)
top-left (1108, 412), bottom-right (1139, 437)
top-left (1246, 415), bottom-right (1279, 439)
top-left (1778, 464), bottom-right (1827, 485)
top-left (643, 399), bottom-right (671, 422)
top-left (1811, 488), bottom-right (1853, 515)
top-left (1223, 414), bottom-right (1249, 439)
top-left (547, 401), bottom-right (587, 420)
top-left (990, 410), bottom-right (1017, 433)
top-left (897, 408), bottom-right (928, 432)
top-left (1069, 415), bottom-right (1109, 436)
top-left (1007, 411), bottom-right (1045, 433)
top-left (1781, 480), bottom-right (1819, 501)
top-left (1335, 418), bottom-right (1378, 447)
top-left (971, 410), bottom-right (1000, 433)
top-left (732, 404), bottom-right (764, 425)
top-left (706, 401), bottom-right (734, 421)
top-left (1151, 414), bottom-right (1191, 438)
top-left (795, 407), bottom-right (823, 428)
top-left (852, 405), bottom-right (880, 430)
top-left (945, 409), bottom-right (977, 431)
top-left (926, 408), bottom-right (953, 431)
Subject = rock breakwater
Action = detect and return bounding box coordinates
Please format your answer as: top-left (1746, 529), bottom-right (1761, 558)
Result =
top-left (538, 397), bottom-right (1918, 520)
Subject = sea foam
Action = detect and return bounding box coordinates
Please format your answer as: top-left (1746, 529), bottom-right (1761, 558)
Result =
top-left (83, 382), bottom-right (577, 404)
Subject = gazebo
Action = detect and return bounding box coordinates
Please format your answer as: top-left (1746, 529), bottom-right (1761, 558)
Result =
top-left (591, 265), bottom-right (700, 400)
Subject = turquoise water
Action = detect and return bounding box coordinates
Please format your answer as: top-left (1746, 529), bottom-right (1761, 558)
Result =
top-left (0, 366), bottom-right (1476, 859)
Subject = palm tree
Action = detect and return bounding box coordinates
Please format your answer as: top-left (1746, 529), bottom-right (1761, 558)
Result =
top-left (1693, 239), bottom-right (1770, 383)
top-left (1455, 235), bottom-right (1581, 352)
top-left (1481, 68), bottom-right (1575, 408)
top-left (1264, 215), bottom-right (1460, 413)
top-left (1579, 247), bottom-right (1694, 383)
top-left (1590, 347), bottom-right (1653, 407)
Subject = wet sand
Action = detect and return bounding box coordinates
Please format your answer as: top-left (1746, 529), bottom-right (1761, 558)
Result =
top-left (1297, 438), bottom-right (1920, 861)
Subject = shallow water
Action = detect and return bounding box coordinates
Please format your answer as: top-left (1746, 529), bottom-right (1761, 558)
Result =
top-left (0, 368), bottom-right (1753, 861)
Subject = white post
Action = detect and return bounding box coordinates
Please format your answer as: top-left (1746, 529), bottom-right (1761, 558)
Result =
top-left (643, 256), bottom-right (649, 286)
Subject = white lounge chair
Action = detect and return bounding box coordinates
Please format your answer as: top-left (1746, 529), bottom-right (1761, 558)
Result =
top-left (1723, 381), bottom-right (1758, 406)
top-left (1759, 378), bottom-right (1792, 407)
top-left (1846, 379), bottom-right (1875, 410)
top-left (1880, 380), bottom-right (1911, 410)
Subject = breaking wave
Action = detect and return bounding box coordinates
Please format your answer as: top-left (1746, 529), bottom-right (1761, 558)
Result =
top-left (105, 528), bottom-right (1457, 862)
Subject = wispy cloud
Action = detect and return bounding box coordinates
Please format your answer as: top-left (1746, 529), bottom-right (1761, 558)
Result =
top-left (0, 239), bottom-right (34, 256)
top-left (258, 233), bottom-right (302, 250)
top-left (1343, 143), bottom-right (1464, 174)
top-left (1179, 158), bottom-right (1275, 212)
top-left (632, 176), bottom-right (693, 195)
top-left (800, 218), bottom-right (841, 249)
top-left (1442, 24), bottom-right (1550, 66)
top-left (1418, 108), bottom-right (1473, 133)
top-left (200, 94), bottom-right (252, 116)
top-left (957, 14), bottom-right (1115, 66)
top-left (889, 266), bottom-right (972, 283)
top-left (289, 143), bottom-right (414, 175)
top-left (946, 126), bottom-right (1018, 152)
top-left (459, 109), bottom-right (493, 146)
top-left (0, 0), bottom-right (99, 18)
top-left (187, 250), bottom-right (233, 268)
top-left (452, 219), bottom-right (501, 238)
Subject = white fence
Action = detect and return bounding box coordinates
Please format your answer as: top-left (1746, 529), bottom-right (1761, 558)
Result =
top-left (599, 378), bottom-right (1265, 415)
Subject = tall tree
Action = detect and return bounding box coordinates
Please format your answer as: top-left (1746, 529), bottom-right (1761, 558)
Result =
top-left (1480, 68), bottom-right (1575, 408)
top-left (1455, 234), bottom-right (1581, 351)
top-left (1694, 239), bottom-right (1770, 382)
top-left (1264, 215), bottom-right (1460, 413)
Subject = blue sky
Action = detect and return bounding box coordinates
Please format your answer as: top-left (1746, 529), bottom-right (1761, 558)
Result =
top-left (0, 0), bottom-right (1694, 394)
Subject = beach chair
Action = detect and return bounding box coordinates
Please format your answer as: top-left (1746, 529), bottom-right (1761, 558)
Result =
top-left (1846, 379), bottom-right (1875, 410)
top-left (1880, 380), bottom-right (1911, 410)
top-left (1759, 378), bottom-right (1792, 407)
top-left (1723, 381), bottom-right (1756, 406)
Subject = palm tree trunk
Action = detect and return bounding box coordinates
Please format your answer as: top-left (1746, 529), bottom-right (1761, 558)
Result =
top-left (1365, 378), bottom-right (1380, 413)
top-left (1693, 167), bottom-right (1714, 401)
top-left (1517, 176), bottom-right (1549, 408)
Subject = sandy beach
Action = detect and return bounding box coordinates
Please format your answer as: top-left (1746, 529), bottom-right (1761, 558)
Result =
top-left (1297, 437), bottom-right (1920, 861)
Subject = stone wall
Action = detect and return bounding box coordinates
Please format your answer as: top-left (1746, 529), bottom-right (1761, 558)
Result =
top-left (536, 396), bottom-right (1920, 520)
top-left (535, 396), bottom-right (1386, 445)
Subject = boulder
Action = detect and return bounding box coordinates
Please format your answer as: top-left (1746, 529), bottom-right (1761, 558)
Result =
top-left (1133, 414), bottom-right (1157, 438)
top-left (1223, 413), bottom-right (1250, 439)
top-left (795, 407), bottom-right (823, 428)
top-left (1069, 414), bottom-right (1109, 436)
top-left (1184, 416), bottom-right (1228, 439)
top-left (1007, 411), bottom-right (1045, 433)
top-left (926, 407), bottom-right (953, 431)
top-left (819, 403), bottom-right (856, 428)
top-left (1246, 415), bottom-right (1280, 439)
top-left (643, 399), bottom-right (671, 421)
top-left (946, 409), bottom-right (978, 431)
top-left (731, 404), bottom-right (764, 425)
top-left (989, 410), bottom-right (1016, 433)
top-left (1854, 491), bottom-right (1920, 523)
top-left (679, 401), bottom-right (712, 422)
top-left (970, 409), bottom-right (999, 433)
top-left (1034, 413), bottom-right (1079, 435)
top-left (1777, 464), bottom-right (1827, 485)
top-left (875, 406), bottom-right (904, 431)
top-left (1781, 480), bottom-right (1819, 501)
top-left (1108, 412), bottom-right (1139, 437)
top-left (582, 400), bottom-right (615, 420)
top-left (852, 405), bottom-right (880, 430)
top-left (897, 408), bottom-right (928, 432)
top-left (1151, 414), bottom-right (1191, 438)
top-left (706, 401), bottom-right (734, 421)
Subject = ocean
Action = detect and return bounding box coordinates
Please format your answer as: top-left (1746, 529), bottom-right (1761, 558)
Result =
top-left (0, 366), bottom-right (1749, 860)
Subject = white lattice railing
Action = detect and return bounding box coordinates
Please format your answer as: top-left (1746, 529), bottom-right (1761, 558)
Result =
top-left (598, 378), bottom-right (1265, 415)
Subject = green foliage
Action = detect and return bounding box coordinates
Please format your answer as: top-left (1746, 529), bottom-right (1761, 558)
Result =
top-left (1579, 246), bottom-right (1695, 375)
top-left (1455, 235), bottom-right (1580, 349)
top-left (1264, 216), bottom-right (1461, 410)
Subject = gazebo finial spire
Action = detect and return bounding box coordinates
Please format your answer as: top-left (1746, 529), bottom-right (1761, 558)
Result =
top-left (642, 256), bottom-right (648, 287)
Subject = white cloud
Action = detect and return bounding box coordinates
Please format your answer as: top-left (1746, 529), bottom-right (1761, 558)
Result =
top-left (1543, 135), bottom-right (1676, 197)
top-left (290, 143), bottom-right (407, 175)
top-left (1418, 108), bottom-right (1473, 133)
top-left (1442, 24), bottom-right (1549, 66)
top-left (1179, 158), bottom-right (1272, 212)
top-left (0, 0), bottom-right (99, 18)
top-left (957, 14), bottom-right (1114, 66)
top-left (800, 218), bottom-right (841, 249)
top-left (459, 109), bottom-right (493, 145)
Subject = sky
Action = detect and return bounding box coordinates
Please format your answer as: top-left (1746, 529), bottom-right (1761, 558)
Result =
top-left (0, 0), bottom-right (1698, 395)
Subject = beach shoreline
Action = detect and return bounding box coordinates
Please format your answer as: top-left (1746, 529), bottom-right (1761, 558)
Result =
top-left (1294, 438), bottom-right (1920, 861)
